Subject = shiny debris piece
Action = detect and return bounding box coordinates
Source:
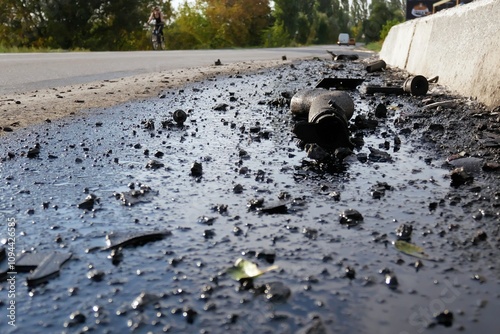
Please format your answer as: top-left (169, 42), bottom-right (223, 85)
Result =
top-left (339, 208), bottom-right (364, 227)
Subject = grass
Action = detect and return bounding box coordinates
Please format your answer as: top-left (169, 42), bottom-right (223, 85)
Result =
top-left (0, 44), bottom-right (87, 53)
top-left (364, 41), bottom-right (383, 52)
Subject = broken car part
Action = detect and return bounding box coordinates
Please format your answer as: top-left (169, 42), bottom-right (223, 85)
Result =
top-left (365, 59), bottom-right (387, 73)
top-left (364, 75), bottom-right (429, 96)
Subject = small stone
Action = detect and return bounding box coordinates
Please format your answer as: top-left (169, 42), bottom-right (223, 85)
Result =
top-left (173, 109), bottom-right (187, 125)
top-left (264, 282), bottom-right (291, 302)
top-left (77, 194), bottom-right (98, 210)
top-left (374, 103), bottom-right (387, 118)
top-left (183, 307), bottom-right (198, 324)
top-left (339, 208), bottom-right (363, 227)
top-left (87, 269), bottom-right (105, 282)
top-left (191, 161), bottom-right (203, 176)
top-left (65, 311), bottom-right (86, 327)
top-left (472, 230), bottom-right (487, 245)
top-left (345, 266), bottom-right (356, 280)
top-left (396, 223), bottom-right (413, 241)
top-left (146, 159), bottom-right (164, 170)
top-left (434, 310), bottom-right (453, 327)
top-left (385, 274), bottom-right (398, 290)
top-left (450, 167), bottom-right (473, 187)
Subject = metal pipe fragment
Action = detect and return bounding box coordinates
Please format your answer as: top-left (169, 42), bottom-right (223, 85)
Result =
top-left (364, 75), bottom-right (429, 96)
top-left (365, 60), bottom-right (386, 73)
top-left (403, 75), bottom-right (428, 96)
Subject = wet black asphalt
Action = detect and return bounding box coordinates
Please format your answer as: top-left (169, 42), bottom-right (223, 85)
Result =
top-left (0, 57), bottom-right (499, 334)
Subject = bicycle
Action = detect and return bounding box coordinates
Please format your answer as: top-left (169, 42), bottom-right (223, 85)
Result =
top-left (146, 20), bottom-right (165, 50)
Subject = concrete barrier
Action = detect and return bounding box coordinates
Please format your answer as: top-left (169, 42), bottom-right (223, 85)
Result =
top-left (380, 0), bottom-right (499, 109)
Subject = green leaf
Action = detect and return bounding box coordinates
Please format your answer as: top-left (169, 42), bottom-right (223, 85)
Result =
top-left (393, 240), bottom-right (429, 259)
top-left (226, 258), bottom-right (278, 281)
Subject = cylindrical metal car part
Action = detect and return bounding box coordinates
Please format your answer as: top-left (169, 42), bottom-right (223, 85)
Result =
top-left (291, 89), bottom-right (354, 119)
top-left (291, 89), bottom-right (354, 150)
top-left (365, 60), bottom-right (386, 73)
top-left (403, 75), bottom-right (429, 96)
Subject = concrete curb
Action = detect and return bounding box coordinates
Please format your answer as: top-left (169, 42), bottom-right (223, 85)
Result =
top-left (380, 0), bottom-right (499, 109)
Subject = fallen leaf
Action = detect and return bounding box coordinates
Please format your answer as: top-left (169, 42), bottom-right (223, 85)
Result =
top-left (226, 258), bottom-right (278, 281)
top-left (393, 240), bottom-right (429, 259)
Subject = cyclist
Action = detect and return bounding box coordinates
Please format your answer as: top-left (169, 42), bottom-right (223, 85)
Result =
top-left (148, 6), bottom-right (164, 38)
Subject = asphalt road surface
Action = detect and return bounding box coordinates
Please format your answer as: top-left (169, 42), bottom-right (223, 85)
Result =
top-left (0, 45), bottom-right (371, 96)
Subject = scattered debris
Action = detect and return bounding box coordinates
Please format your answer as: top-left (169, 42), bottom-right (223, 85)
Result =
top-left (434, 310), bottom-right (454, 327)
top-left (27, 143), bottom-right (41, 158)
top-left (191, 161), bottom-right (203, 176)
top-left (339, 208), bottom-right (364, 227)
top-left (145, 159), bottom-right (164, 170)
top-left (365, 59), bottom-right (386, 73)
top-left (173, 109), bottom-right (187, 125)
top-left (114, 184), bottom-right (158, 206)
top-left (396, 224), bottom-right (413, 241)
top-left (450, 167), bottom-right (473, 187)
top-left (384, 273), bottom-right (399, 290)
top-left (422, 99), bottom-right (457, 110)
top-left (77, 194), bottom-right (99, 210)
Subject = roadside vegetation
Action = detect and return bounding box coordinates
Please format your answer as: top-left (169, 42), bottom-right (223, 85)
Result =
top-left (0, 0), bottom-right (404, 52)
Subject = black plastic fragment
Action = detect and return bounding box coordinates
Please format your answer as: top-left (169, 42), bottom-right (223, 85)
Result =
top-left (315, 78), bottom-right (365, 90)
top-left (16, 252), bottom-right (51, 272)
top-left (257, 202), bottom-right (288, 214)
top-left (27, 252), bottom-right (72, 287)
top-left (105, 230), bottom-right (171, 250)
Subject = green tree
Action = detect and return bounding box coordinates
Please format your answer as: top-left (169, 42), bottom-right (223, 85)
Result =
top-left (166, 1), bottom-right (211, 49)
top-left (363, 0), bottom-right (404, 43)
top-left (350, 0), bottom-right (369, 41)
top-left (0, 0), bottom-right (176, 50)
top-left (171, 0), bottom-right (271, 49)
top-left (266, 0), bottom-right (300, 45)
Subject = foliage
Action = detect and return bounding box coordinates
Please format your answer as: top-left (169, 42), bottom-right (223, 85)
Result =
top-left (380, 18), bottom-right (403, 41)
top-left (364, 0), bottom-right (404, 43)
top-left (0, 0), bottom-right (407, 51)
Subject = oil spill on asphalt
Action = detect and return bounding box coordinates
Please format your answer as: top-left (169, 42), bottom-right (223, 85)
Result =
top-left (0, 58), bottom-right (499, 333)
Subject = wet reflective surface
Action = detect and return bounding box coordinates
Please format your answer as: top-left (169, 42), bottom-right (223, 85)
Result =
top-left (1, 59), bottom-right (499, 333)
